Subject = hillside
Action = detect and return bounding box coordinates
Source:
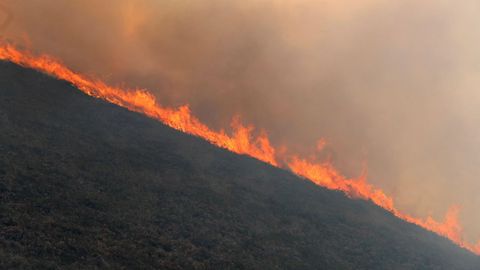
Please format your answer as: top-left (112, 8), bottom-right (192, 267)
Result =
top-left (0, 61), bottom-right (479, 269)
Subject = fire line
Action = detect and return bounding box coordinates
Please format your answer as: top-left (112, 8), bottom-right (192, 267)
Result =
top-left (0, 43), bottom-right (478, 255)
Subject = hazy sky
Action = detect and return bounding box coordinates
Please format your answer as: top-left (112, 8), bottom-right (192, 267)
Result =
top-left (2, 0), bottom-right (480, 241)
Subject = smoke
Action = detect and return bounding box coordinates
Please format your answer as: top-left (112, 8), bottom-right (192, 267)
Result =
top-left (0, 2), bottom-right (12, 34)
top-left (3, 0), bottom-right (480, 241)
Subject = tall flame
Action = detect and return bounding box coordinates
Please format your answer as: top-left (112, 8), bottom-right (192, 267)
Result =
top-left (0, 43), bottom-right (478, 255)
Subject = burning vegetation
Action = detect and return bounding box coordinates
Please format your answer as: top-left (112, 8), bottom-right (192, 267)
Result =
top-left (0, 43), bottom-right (479, 255)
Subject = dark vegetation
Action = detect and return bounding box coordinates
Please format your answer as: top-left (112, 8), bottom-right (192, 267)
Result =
top-left (0, 61), bottom-right (479, 269)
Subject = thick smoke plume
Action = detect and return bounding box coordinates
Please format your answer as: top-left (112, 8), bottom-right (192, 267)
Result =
top-left (3, 0), bottom-right (480, 242)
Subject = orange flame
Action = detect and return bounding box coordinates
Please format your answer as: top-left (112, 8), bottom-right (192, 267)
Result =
top-left (0, 43), bottom-right (478, 255)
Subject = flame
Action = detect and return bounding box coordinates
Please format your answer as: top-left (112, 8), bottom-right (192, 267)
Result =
top-left (0, 43), bottom-right (478, 255)
top-left (0, 43), bottom-right (278, 167)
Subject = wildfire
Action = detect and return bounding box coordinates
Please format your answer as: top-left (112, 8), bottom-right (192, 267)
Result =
top-left (0, 43), bottom-right (478, 255)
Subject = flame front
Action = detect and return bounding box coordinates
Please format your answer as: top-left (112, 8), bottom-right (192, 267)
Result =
top-left (1, 44), bottom-right (478, 255)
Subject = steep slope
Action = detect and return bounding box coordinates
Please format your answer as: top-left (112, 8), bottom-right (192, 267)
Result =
top-left (0, 61), bottom-right (479, 269)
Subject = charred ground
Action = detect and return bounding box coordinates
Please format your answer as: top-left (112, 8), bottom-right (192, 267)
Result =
top-left (0, 61), bottom-right (479, 269)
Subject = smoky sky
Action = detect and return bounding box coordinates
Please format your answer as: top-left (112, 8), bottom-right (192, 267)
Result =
top-left (3, 0), bottom-right (480, 241)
